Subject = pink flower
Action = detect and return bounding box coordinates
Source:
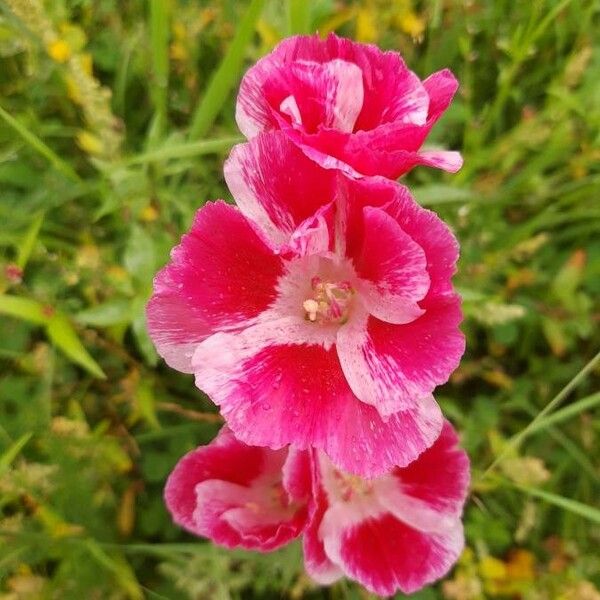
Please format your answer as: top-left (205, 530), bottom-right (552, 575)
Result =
top-left (304, 421), bottom-right (470, 596)
top-left (147, 132), bottom-right (464, 477)
top-left (164, 426), bottom-right (311, 551)
top-left (236, 33), bottom-right (462, 179)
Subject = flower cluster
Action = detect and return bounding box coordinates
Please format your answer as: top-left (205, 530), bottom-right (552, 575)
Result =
top-left (148, 33), bottom-right (470, 596)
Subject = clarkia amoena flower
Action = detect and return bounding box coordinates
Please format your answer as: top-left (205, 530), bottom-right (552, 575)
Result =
top-left (304, 421), bottom-right (470, 596)
top-left (165, 422), bottom-right (469, 596)
top-left (147, 132), bottom-right (464, 478)
top-left (236, 33), bottom-right (462, 179)
top-left (164, 426), bottom-right (311, 551)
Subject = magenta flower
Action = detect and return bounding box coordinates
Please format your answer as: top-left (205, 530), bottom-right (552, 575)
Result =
top-left (236, 33), bottom-right (462, 179)
top-left (164, 426), bottom-right (311, 551)
top-left (304, 421), bottom-right (470, 596)
top-left (147, 132), bottom-right (464, 477)
top-left (164, 422), bottom-right (469, 594)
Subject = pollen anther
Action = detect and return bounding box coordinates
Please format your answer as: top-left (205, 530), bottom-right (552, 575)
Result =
top-left (303, 276), bottom-right (354, 324)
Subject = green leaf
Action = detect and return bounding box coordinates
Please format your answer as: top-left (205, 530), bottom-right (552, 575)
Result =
top-left (188, 0), bottom-right (266, 139)
top-left (136, 379), bottom-right (160, 430)
top-left (76, 299), bottom-right (133, 327)
top-left (46, 314), bottom-right (106, 379)
top-left (124, 225), bottom-right (156, 288)
top-left (0, 294), bottom-right (49, 324)
top-left (0, 295), bottom-right (105, 379)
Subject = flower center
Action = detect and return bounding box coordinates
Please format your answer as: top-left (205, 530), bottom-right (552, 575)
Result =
top-left (333, 471), bottom-right (374, 502)
top-left (302, 276), bottom-right (354, 324)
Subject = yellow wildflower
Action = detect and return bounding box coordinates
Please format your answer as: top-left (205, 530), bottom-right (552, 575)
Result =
top-left (80, 52), bottom-right (93, 75)
top-left (172, 21), bottom-right (186, 40)
top-left (140, 204), bottom-right (159, 223)
top-left (170, 41), bottom-right (188, 61)
top-left (76, 130), bottom-right (104, 156)
top-left (395, 10), bottom-right (425, 41)
top-left (356, 7), bottom-right (378, 43)
top-left (479, 556), bottom-right (506, 582)
top-left (47, 38), bottom-right (71, 63)
top-left (480, 550), bottom-right (535, 596)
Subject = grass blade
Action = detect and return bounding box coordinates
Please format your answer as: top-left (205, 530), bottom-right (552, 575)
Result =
top-left (122, 136), bottom-right (242, 166)
top-left (17, 211), bottom-right (44, 270)
top-left (0, 433), bottom-right (33, 475)
top-left (188, 0), bottom-right (266, 140)
top-left (149, 0), bottom-right (171, 136)
top-left (512, 483), bottom-right (600, 526)
top-left (482, 349), bottom-right (600, 478)
top-left (527, 392), bottom-right (600, 436)
top-left (83, 539), bottom-right (143, 600)
top-left (0, 103), bottom-right (80, 182)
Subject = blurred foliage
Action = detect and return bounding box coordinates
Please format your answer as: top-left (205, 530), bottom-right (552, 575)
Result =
top-left (0, 0), bottom-right (599, 598)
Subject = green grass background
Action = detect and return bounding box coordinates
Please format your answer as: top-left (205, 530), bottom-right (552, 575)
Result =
top-left (0, 0), bottom-right (599, 598)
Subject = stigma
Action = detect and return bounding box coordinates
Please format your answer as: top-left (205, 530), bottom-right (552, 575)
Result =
top-left (303, 276), bottom-right (354, 324)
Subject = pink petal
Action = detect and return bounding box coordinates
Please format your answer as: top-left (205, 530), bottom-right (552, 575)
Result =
top-left (418, 150), bottom-right (463, 173)
top-left (329, 513), bottom-right (464, 596)
top-left (354, 206), bottom-right (429, 324)
top-left (381, 184), bottom-right (460, 302)
top-left (192, 335), bottom-right (443, 477)
top-left (321, 35), bottom-right (429, 130)
top-left (423, 68), bottom-right (459, 124)
top-left (337, 296), bottom-right (464, 416)
top-left (289, 125), bottom-right (461, 178)
top-left (281, 202), bottom-right (335, 258)
top-left (268, 59), bottom-right (365, 134)
top-left (224, 132), bottom-right (336, 246)
top-left (392, 420), bottom-right (470, 517)
top-left (164, 427), bottom-right (308, 551)
top-left (236, 35), bottom-right (368, 138)
top-left (291, 104), bottom-right (462, 178)
top-left (338, 175), bottom-right (459, 303)
top-left (282, 448), bottom-right (313, 503)
top-left (191, 479), bottom-right (308, 551)
top-left (146, 201), bottom-right (283, 373)
top-left (303, 472), bottom-right (343, 585)
top-left (164, 427), bottom-right (269, 537)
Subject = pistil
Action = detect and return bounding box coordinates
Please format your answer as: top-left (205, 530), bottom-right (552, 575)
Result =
top-left (303, 276), bottom-right (354, 324)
